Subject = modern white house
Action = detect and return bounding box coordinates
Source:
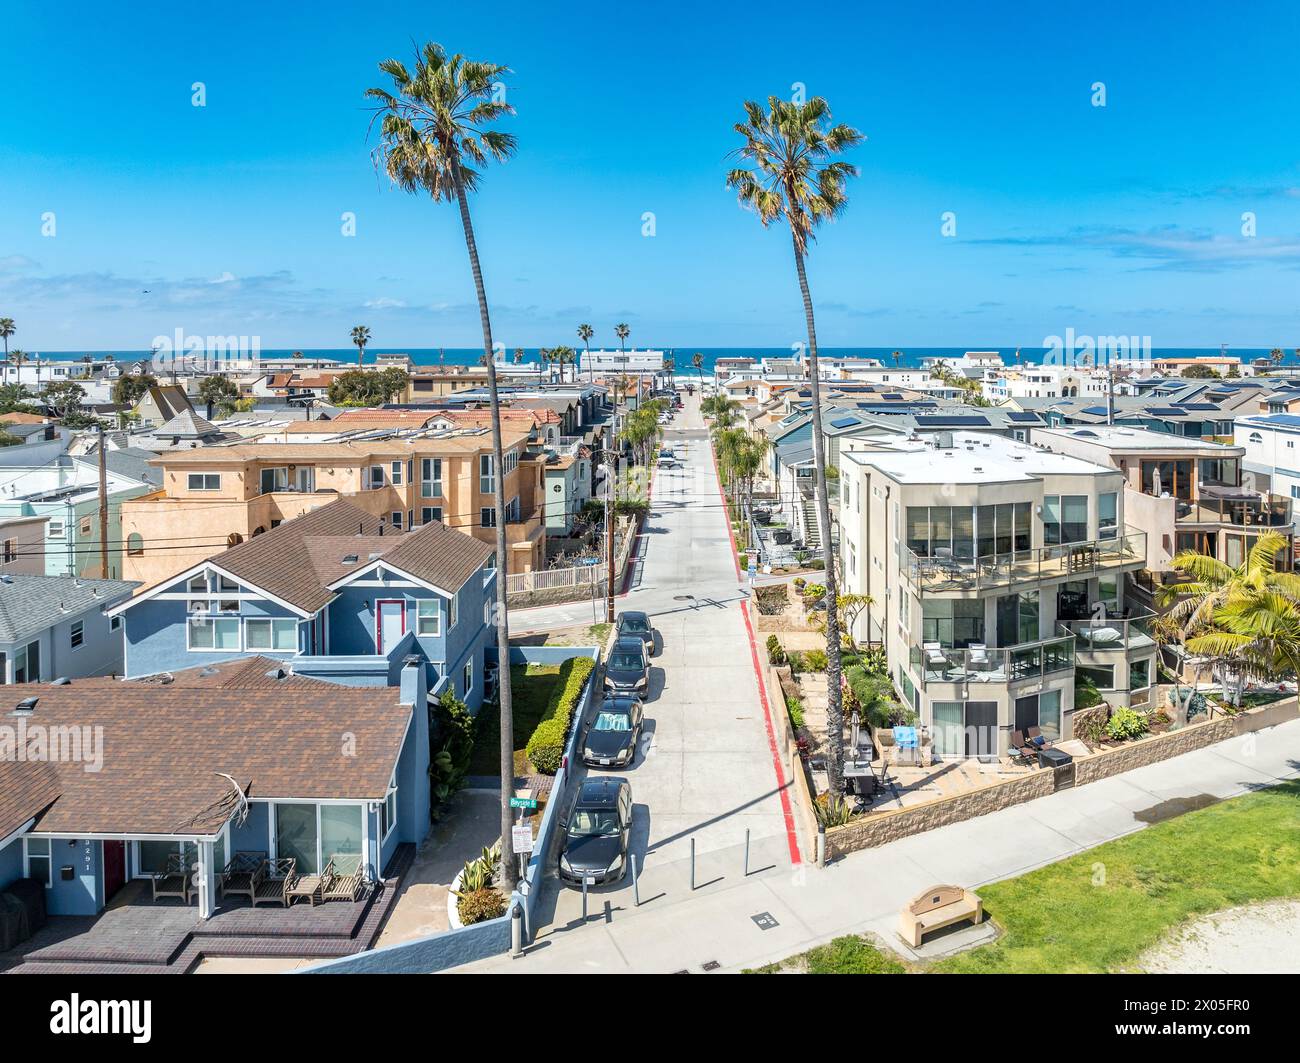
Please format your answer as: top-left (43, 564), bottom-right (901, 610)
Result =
top-left (838, 432), bottom-right (1152, 759)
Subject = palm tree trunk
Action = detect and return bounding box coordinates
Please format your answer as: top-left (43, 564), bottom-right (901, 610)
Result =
top-left (451, 164), bottom-right (517, 892)
top-left (791, 233), bottom-right (845, 795)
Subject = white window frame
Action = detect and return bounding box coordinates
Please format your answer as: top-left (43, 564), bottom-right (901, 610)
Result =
top-left (414, 599), bottom-right (441, 637)
top-left (481, 507), bottom-right (497, 529)
top-left (390, 511), bottom-right (403, 530)
top-left (449, 593), bottom-right (459, 630)
top-left (368, 465), bottom-right (385, 489)
top-left (463, 658), bottom-right (473, 695)
top-left (69, 620), bottom-right (84, 649)
top-left (188, 473), bottom-right (221, 491)
top-left (479, 453), bottom-right (495, 493)
top-left (187, 616), bottom-right (242, 652)
top-left (260, 466), bottom-right (290, 494)
top-left (245, 617), bottom-right (298, 652)
top-left (391, 460), bottom-right (404, 486)
top-left (421, 507), bottom-right (443, 525)
top-left (381, 774), bottom-right (398, 841)
top-left (48, 519), bottom-right (65, 540)
top-left (420, 457), bottom-right (443, 498)
top-left (24, 838), bottom-right (52, 888)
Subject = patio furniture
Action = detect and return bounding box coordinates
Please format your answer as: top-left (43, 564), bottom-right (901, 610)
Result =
top-left (321, 855), bottom-right (368, 903)
top-left (1008, 730), bottom-right (1038, 763)
top-left (287, 859), bottom-right (334, 907)
top-left (967, 644), bottom-right (991, 671)
top-left (899, 885), bottom-right (983, 948)
top-left (251, 858), bottom-right (298, 907)
top-left (1026, 725), bottom-right (1052, 749)
top-left (923, 641), bottom-right (949, 671)
top-left (1080, 625), bottom-right (1122, 646)
top-left (151, 853), bottom-right (192, 904)
top-left (218, 850), bottom-right (267, 901)
top-left (1038, 746), bottom-right (1073, 771)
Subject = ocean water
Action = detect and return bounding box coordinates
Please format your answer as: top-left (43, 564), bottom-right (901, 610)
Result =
top-left (20, 346), bottom-right (1286, 376)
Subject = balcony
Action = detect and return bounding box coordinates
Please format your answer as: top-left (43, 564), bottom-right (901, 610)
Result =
top-left (904, 530), bottom-right (1147, 595)
top-left (1175, 485), bottom-right (1292, 529)
top-left (1057, 608), bottom-right (1157, 654)
top-left (913, 634), bottom-right (1075, 687)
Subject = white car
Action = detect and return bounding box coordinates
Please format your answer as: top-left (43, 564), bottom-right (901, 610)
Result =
top-left (657, 455), bottom-right (680, 469)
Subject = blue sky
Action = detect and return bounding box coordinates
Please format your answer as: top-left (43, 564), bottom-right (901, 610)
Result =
top-left (3, 0), bottom-right (1300, 352)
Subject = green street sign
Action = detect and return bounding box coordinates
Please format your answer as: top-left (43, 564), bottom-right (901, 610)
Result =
top-left (509, 797), bottom-right (538, 810)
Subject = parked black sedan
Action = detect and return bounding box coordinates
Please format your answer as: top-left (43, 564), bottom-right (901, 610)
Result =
top-left (604, 636), bottom-right (649, 696)
top-left (615, 610), bottom-right (656, 656)
top-left (558, 777), bottom-right (633, 886)
top-left (582, 696), bottom-right (644, 768)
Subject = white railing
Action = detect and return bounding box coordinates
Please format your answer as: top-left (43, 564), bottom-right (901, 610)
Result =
top-left (505, 529), bottom-right (631, 597)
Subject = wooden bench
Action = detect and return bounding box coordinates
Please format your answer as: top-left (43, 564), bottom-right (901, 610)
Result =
top-left (898, 885), bottom-right (983, 948)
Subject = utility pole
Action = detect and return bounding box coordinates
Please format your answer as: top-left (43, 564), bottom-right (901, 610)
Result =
top-left (605, 449), bottom-right (616, 624)
top-left (96, 424), bottom-right (109, 579)
top-left (1106, 358), bottom-right (1115, 426)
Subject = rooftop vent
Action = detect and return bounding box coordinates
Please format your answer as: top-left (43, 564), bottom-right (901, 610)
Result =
top-left (342, 554), bottom-right (358, 564)
top-left (52, 676), bottom-right (71, 686)
top-left (14, 696), bottom-right (38, 715)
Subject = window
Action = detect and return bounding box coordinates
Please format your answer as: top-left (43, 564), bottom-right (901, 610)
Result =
top-left (188, 574), bottom-right (208, 595)
top-left (188, 473), bottom-right (221, 491)
top-left (110, 615), bottom-right (122, 632)
top-left (69, 621), bottom-right (84, 649)
top-left (503, 448), bottom-right (519, 475)
top-left (420, 457), bottom-right (443, 498)
top-left (415, 599), bottom-right (440, 637)
top-left (1249, 432), bottom-right (1263, 444)
top-left (391, 460), bottom-right (404, 486)
top-left (449, 593), bottom-right (459, 629)
top-left (1099, 492), bottom-right (1118, 539)
top-left (479, 453), bottom-right (495, 493)
top-left (368, 465), bottom-right (385, 489)
top-left (1043, 495), bottom-right (1088, 545)
top-left (421, 507), bottom-right (443, 525)
top-left (1129, 657), bottom-right (1152, 692)
top-left (188, 617), bottom-right (241, 651)
top-left (79, 515), bottom-right (92, 536)
top-left (922, 599), bottom-right (984, 647)
top-left (1077, 663), bottom-right (1115, 690)
top-left (2, 539), bottom-right (15, 564)
top-left (14, 640), bottom-right (40, 683)
top-left (390, 511), bottom-right (403, 530)
top-left (24, 838), bottom-right (51, 888)
top-left (245, 618), bottom-right (298, 651)
top-left (481, 507), bottom-right (497, 528)
top-left (463, 658), bottom-right (473, 695)
top-left (48, 519), bottom-right (65, 540)
top-left (127, 533), bottom-right (144, 556)
top-left (259, 467), bottom-right (289, 494)
top-left (380, 773), bottom-right (398, 840)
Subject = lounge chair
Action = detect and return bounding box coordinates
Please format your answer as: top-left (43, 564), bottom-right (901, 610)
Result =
top-left (968, 644), bottom-right (991, 671)
top-left (151, 852), bottom-right (191, 904)
top-left (321, 854), bottom-right (368, 903)
top-left (251, 858), bottom-right (297, 907)
top-left (1008, 730), bottom-right (1038, 763)
top-left (218, 850), bottom-right (266, 901)
top-left (287, 859), bottom-right (333, 907)
top-left (922, 641), bottom-right (949, 673)
top-left (1026, 726), bottom-right (1052, 749)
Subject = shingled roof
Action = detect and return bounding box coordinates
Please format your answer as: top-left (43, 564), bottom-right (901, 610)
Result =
top-left (182, 498), bottom-right (492, 612)
top-left (0, 667), bottom-right (412, 837)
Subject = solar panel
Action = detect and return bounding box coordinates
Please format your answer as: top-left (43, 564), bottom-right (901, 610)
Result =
top-left (1005, 411), bottom-right (1042, 422)
top-left (1176, 403), bottom-right (1220, 411)
top-left (1081, 406), bottom-right (1110, 416)
top-left (914, 415), bottom-right (990, 427)
top-left (830, 416), bottom-right (859, 428)
top-left (1147, 406), bottom-right (1188, 416)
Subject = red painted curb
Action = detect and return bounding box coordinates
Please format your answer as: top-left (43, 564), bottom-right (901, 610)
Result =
top-left (710, 437), bottom-right (802, 865)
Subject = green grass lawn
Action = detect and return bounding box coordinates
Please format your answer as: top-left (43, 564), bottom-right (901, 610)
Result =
top-left (747, 936), bottom-right (908, 974)
top-left (935, 781), bottom-right (1300, 973)
top-left (468, 663), bottom-right (563, 777)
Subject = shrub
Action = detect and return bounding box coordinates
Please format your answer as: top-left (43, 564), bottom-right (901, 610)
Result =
top-left (1106, 707), bottom-right (1148, 741)
top-left (1169, 686), bottom-right (1208, 720)
top-left (523, 655), bottom-right (596, 774)
top-left (803, 583), bottom-right (826, 601)
top-left (431, 689), bottom-right (475, 816)
top-left (737, 552), bottom-right (748, 570)
top-left (765, 634), bottom-right (786, 665)
top-left (813, 793), bottom-right (854, 827)
top-left (804, 648), bottom-right (828, 671)
top-left (786, 694), bottom-right (805, 730)
top-left (809, 558), bottom-right (825, 570)
top-left (755, 584), bottom-right (788, 615)
top-left (457, 888), bottom-right (507, 926)
top-left (792, 577), bottom-right (807, 591)
top-left (787, 650), bottom-right (805, 675)
top-left (1075, 672), bottom-right (1104, 710)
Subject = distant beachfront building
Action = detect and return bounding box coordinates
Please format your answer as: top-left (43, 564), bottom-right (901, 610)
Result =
top-left (578, 348), bottom-right (666, 375)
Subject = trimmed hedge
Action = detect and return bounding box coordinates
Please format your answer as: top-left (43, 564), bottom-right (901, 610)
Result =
top-left (524, 655), bottom-right (596, 774)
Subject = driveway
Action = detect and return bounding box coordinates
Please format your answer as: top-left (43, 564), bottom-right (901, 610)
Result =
top-left (517, 392), bottom-right (799, 940)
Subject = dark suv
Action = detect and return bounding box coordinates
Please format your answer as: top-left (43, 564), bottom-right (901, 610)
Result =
top-left (615, 610), bottom-right (655, 657)
top-left (604, 636), bottom-right (649, 696)
top-left (558, 777), bottom-right (633, 886)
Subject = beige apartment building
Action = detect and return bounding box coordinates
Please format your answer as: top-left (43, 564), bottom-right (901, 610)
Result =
top-left (119, 426), bottom-right (546, 586)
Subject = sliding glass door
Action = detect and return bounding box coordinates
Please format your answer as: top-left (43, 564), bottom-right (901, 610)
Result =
top-left (274, 803), bottom-right (366, 875)
top-left (275, 803), bottom-right (319, 875)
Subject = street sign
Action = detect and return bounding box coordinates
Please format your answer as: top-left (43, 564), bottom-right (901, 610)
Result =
top-left (511, 825), bottom-right (535, 853)
top-left (508, 797), bottom-right (538, 810)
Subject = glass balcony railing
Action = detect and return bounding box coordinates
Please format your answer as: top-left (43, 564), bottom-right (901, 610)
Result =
top-left (1056, 608), bottom-right (1157, 653)
top-left (912, 634), bottom-right (1075, 687)
top-left (1175, 492), bottom-right (1292, 528)
top-left (904, 530), bottom-right (1147, 594)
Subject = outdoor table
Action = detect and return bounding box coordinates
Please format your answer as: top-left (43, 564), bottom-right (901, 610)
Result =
top-left (1038, 746), bottom-right (1072, 770)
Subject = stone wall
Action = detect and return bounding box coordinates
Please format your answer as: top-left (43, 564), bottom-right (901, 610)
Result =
top-left (828, 696), bottom-right (1299, 858)
top-left (764, 659), bottom-right (819, 862)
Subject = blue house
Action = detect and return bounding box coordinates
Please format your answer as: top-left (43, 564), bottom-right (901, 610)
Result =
top-left (113, 499), bottom-right (497, 709)
top-left (0, 655), bottom-right (429, 919)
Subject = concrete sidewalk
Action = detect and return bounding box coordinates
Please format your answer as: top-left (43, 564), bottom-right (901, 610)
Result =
top-left (452, 716), bottom-right (1300, 973)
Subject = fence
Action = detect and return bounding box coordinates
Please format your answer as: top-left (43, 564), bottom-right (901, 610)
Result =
top-left (505, 520), bottom-right (636, 606)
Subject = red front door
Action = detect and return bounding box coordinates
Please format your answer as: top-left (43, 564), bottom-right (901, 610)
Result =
top-left (103, 840), bottom-right (126, 899)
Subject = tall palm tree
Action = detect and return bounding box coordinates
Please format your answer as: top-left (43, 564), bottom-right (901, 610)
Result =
top-left (614, 323), bottom-right (631, 399)
top-left (513, 346), bottom-right (524, 364)
top-left (367, 41), bottom-right (521, 889)
top-left (727, 95), bottom-right (862, 794)
top-left (577, 323), bottom-right (594, 382)
top-left (0, 318), bottom-right (14, 385)
top-left (550, 345), bottom-right (576, 383)
top-left (692, 352), bottom-right (704, 392)
top-left (10, 350), bottom-right (29, 389)
top-left (351, 325), bottom-right (371, 368)
top-left (1270, 346), bottom-right (1284, 369)
top-left (891, 350), bottom-right (902, 368)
